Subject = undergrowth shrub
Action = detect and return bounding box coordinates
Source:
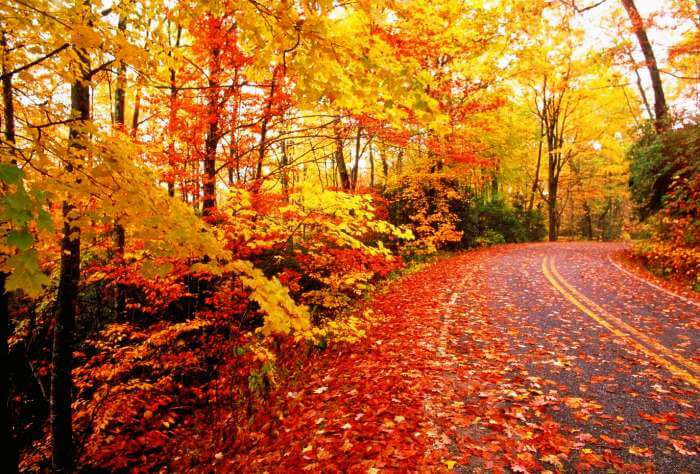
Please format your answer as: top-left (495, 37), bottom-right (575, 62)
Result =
top-left (385, 175), bottom-right (546, 254)
top-left (628, 120), bottom-right (699, 287)
top-left (12, 185), bottom-right (413, 471)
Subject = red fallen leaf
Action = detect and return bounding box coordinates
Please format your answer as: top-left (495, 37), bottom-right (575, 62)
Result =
top-left (599, 434), bottom-right (623, 448)
top-left (628, 446), bottom-right (653, 458)
top-left (579, 450), bottom-right (607, 468)
top-left (511, 462), bottom-right (531, 473)
top-left (602, 450), bottom-right (630, 469)
top-left (671, 440), bottom-right (697, 456)
top-left (340, 439), bottom-right (353, 452)
top-left (317, 447), bottom-right (335, 461)
top-left (639, 412), bottom-right (677, 424)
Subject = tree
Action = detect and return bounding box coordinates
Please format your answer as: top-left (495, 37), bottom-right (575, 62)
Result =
top-left (50, 0), bottom-right (93, 466)
top-left (619, 0), bottom-right (668, 129)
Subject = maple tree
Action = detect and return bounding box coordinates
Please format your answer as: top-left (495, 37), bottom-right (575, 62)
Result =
top-left (0, 0), bottom-right (697, 471)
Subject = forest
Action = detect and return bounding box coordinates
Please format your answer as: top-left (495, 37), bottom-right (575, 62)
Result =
top-left (1, 0), bottom-right (698, 472)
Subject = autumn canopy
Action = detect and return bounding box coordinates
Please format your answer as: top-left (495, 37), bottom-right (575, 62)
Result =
top-left (1, 0), bottom-right (698, 471)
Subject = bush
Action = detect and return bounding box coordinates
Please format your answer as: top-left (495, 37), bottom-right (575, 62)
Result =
top-left (458, 196), bottom-right (545, 247)
top-left (628, 120), bottom-right (699, 286)
top-left (474, 229), bottom-right (506, 247)
top-left (632, 240), bottom-right (700, 289)
top-left (629, 121), bottom-right (700, 221)
top-left (385, 176), bottom-right (546, 253)
top-left (385, 174), bottom-right (465, 254)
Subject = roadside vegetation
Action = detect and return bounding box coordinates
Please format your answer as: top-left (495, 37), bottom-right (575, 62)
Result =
top-left (1, 0), bottom-right (697, 471)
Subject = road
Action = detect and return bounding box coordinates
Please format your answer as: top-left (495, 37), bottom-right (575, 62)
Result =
top-left (231, 242), bottom-right (699, 473)
top-left (442, 242), bottom-right (699, 472)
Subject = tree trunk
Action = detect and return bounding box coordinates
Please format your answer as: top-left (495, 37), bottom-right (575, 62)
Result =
top-left (490, 171), bottom-right (499, 200)
top-left (255, 68), bottom-right (279, 189)
top-left (396, 148), bottom-right (404, 175)
top-left (583, 201), bottom-right (594, 240)
top-left (2, 35), bottom-right (15, 146)
top-left (380, 147), bottom-right (389, 184)
top-left (369, 143), bottom-right (374, 188)
top-left (131, 82), bottom-right (141, 134)
top-left (620, 0), bottom-right (668, 129)
top-left (335, 135), bottom-right (351, 191)
top-left (202, 119), bottom-right (218, 216)
top-left (202, 48), bottom-right (221, 216)
top-left (113, 17), bottom-right (126, 319)
top-left (351, 127), bottom-right (361, 189)
top-left (623, 46), bottom-right (654, 120)
top-left (0, 271), bottom-right (14, 474)
top-left (52, 21), bottom-right (91, 472)
top-left (280, 139), bottom-right (289, 197)
top-left (228, 139), bottom-right (239, 186)
top-left (1, 29), bottom-right (18, 473)
top-left (547, 150), bottom-right (559, 242)
top-left (52, 201), bottom-right (81, 473)
top-left (547, 198), bottom-right (558, 242)
top-left (167, 26), bottom-right (182, 198)
top-left (528, 120), bottom-right (544, 213)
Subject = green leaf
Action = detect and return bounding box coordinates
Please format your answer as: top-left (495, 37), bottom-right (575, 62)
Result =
top-left (7, 229), bottom-right (34, 250)
top-left (0, 163), bottom-right (23, 185)
top-left (5, 251), bottom-right (50, 297)
top-left (139, 261), bottom-right (174, 279)
top-left (37, 209), bottom-right (54, 231)
top-left (4, 185), bottom-right (34, 226)
top-left (414, 99), bottom-right (429, 112)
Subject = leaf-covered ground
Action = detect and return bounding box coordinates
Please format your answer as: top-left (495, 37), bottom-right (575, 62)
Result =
top-left (223, 242), bottom-right (699, 473)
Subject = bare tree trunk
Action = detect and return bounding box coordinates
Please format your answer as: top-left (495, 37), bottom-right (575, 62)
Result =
top-left (52, 5), bottom-right (91, 468)
top-left (396, 148), bottom-right (404, 176)
top-left (131, 81), bottom-right (141, 134)
top-left (369, 142), bottom-right (375, 188)
top-left (620, 0), bottom-right (668, 129)
top-left (202, 47), bottom-right (221, 216)
top-left (255, 68), bottom-right (278, 187)
top-left (536, 74), bottom-right (567, 242)
top-left (380, 147), bottom-right (389, 184)
top-left (0, 271), bottom-right (12, 474)
top-left (583, 201), bottom-right (594, 240)
top-left (228, 139), bottom-right (238, 186)
top-left (112, 17), bottom-right (127, 320)
top-left (335, 135), bottom-right (351, 191)
top-left (546, 134), bottom-right (560, 242)
top-left (528, 120), bottom-right (544, 213)
top-left (2, 33), bottom-right (15, 145)
top-left (547, 198), bottom-right (558, 241)
top-left (167, 26), bottom-right (182, 198)
top-left (351, 127), bottom-right (361, 189)
top-left (1, 28), bottom-right (19, 474)
top-left (280, 139), bottom-right (289, 197)
top-left (490, 171), bottom-right (499, 200)
top-left (623, 46), bottom-right (654, 120)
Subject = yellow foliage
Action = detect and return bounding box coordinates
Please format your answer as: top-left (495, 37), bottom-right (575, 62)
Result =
top-left (313, 312), bottom-right (370, 345)
top-left (229, 260), bottom-right (312, 339)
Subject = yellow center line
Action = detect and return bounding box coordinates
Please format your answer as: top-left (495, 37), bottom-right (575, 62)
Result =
top-left (549, 257), bottom-right (700, 376)
top-left (542, 256), bottom-right (700, 390)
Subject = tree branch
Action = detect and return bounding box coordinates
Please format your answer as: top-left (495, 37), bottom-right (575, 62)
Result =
top-left (0, 43), bottom-right (69, 80)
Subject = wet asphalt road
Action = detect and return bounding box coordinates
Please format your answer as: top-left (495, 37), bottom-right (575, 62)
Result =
top-left (469, 242), bottom-right (699, 472)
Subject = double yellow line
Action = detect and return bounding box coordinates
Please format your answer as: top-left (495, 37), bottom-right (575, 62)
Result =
top-left (542, 256), bottom-right (700, 389)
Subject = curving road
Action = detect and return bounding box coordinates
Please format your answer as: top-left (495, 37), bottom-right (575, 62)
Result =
top-left (233, 241), bottom-right (699, 472)
top-left (443, 242), bottom-right (700, 472)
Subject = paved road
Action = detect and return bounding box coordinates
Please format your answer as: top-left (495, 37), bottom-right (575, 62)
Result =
top-left (231, 242), bottom-right (699, 472)
top-left (442, 242), bottom-right (699, 472)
